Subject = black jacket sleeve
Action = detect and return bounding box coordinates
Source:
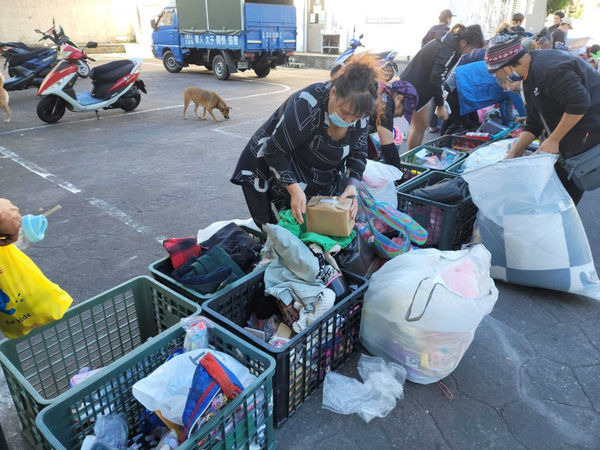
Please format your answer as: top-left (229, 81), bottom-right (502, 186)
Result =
top-left (345, 118), bottom-right (369, 183)
top-left (263, 90), bottom-right (318, 185)
top-left (522, 100), bottom-right (544, 137)
top-left (421, 29), bottom-right (433, 47)
top-left (430, 45), bottom-right (456, 107)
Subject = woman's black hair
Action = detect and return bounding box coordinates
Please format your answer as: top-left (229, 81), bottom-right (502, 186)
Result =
top-left (534, 27), bottom-right (551, 44)
top-left (330, 52), bottom-right (384, 117)
top-left (512, 13), bottom-right (525, 23)
top-left (554, 11), bottom-right (565, 19)
top-left (451, 24), bottom-right (485, 49)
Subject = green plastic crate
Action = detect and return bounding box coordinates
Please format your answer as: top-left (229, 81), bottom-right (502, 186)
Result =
top-left (36, 322), bottom-right (276, 450)
top-left (0, 276), bottom-right (200, 448)
top-left (397, 145), bottom-right (468, 183)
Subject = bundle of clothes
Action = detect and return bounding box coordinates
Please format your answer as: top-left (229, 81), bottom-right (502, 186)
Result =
top-left (244, 212), bottom-right (359, 349)
top-left (162, 223), bottom-right (263, 295)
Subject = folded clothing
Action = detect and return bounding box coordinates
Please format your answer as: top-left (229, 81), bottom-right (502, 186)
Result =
top-left (410, 177), bottom-right (469, 204)
top-left (200, 223), bottom-right (263, 272)
top-left (172, 245), bottom-right (245, 295)
top-left (163, 237), bottom-right (204, 270)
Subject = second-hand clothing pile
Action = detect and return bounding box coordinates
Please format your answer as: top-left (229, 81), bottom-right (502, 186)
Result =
top-left (163, 223), bottom-right (263, 295)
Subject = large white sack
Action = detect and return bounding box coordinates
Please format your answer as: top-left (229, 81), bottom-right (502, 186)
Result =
top-left (463, 153), bottom-right (600, 300)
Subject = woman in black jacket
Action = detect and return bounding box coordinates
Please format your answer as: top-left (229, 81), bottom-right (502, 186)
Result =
top-left (401, 24), bottom-right (485, 150)
top-left (232, 53), bottom-right (383, 227)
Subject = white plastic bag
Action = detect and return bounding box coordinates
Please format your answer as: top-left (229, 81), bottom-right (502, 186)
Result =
top-left (361, 160), bottom-right (403, 208)
top-left (461, 138), bottom-right (515, 172)
top-left (360, 245), bottom-right (498, 384)
top-left (463, 153), bottom-right (600, 300)
top-left (322, 354), bottom-right (406, 423)
top-left (132, 349), bottom-right (254, 425)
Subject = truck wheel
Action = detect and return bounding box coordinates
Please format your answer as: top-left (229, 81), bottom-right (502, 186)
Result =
top-left (254, 64), bottom-right (270, 78)
top-left (163, 50), bottom-right (182, 73)
top-left (37, 96), bottom-right (66, 124)
top-left (212, 55), bottom-right (230, 80)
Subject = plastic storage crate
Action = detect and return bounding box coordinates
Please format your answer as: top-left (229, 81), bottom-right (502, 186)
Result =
top-left (397, 171), bottom-right (477, 250)
top-left (202, 270), bottom-right (368, 427)
top-left (424, 134), bottom-right (490, 153)
top-left (150, 226), bottom-right (266, 304)
top-left (36, 323), bottom-right (276, 450)
top-left (0, 276), bottom-right (199, 448)
top-left (397, 146), bottom-right (468, 184)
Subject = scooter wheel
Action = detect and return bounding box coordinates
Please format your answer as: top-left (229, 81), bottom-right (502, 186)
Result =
top-left (120, 91), bottom-right (141, 112)
top-left (37, 96), bottom-right (66, 124)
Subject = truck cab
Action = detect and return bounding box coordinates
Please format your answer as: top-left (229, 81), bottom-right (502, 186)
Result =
top-left (151, 0), bottom-right (296, 80)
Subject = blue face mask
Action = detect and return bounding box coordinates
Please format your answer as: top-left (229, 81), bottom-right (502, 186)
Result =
top-left (329, 95), bottom-right (356, 128)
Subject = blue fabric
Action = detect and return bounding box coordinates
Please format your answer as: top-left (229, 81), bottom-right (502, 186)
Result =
top-left (456, 61), bottom-right (526, 117)
top-left (182, 354), bottom-right (244, 439)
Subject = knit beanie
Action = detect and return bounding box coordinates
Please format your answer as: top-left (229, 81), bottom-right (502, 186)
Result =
top-left (485, 34), bottom-right (525, 73)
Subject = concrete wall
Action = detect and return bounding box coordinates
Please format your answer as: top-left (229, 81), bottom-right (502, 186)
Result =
top-left (1, 0), bottom-right (139, 44)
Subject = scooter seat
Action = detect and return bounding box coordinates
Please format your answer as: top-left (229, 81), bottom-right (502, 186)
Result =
top-left (8, 48), bottom-right (50, 66)
top-left (6, 42), bottom-right (33, 51)
top-left (90, 60), bottom-right (134, 82)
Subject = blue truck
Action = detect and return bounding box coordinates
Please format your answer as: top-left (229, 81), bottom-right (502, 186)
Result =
top-left (151, 0), bottom-right (296, 80)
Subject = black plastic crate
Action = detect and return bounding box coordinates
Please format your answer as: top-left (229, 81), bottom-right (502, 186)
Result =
top-left (397, 145), bottom-right (467, 187)
top-left (397, 171), bottom-right (477, 250)
top-left (201, 270), bottom-right (368, 427)
top-left (424, 134), bottom-right (490, 153)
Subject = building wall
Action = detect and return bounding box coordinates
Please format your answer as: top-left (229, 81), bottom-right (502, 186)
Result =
top-left (1, 0), bottom-right (139, 44)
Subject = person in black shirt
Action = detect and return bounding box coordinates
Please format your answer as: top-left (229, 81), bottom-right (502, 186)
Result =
top-left (401, 24), bottom-right (485, 150)
top-left (548, 11), bottom-right (565, 33)
top-left (510, 13), bottom-right (526, 36)
top-left (232, 53), bottom-right (383, 226)
top-left (485, 34), bottom-right (600, 205)
top-left (421, 9), bottom-right (454, 47)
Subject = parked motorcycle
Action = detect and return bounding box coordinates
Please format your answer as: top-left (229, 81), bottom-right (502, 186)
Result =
top-left (1, 26), bottom-right (61, 91)
top-left (36, 29), bottom-right (147, 124)
top-left (330, 34), bottom-right (398, 82)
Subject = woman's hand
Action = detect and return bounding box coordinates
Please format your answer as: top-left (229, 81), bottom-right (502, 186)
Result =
top-left (287, 183), bottom-right (307, 225)
top-left (339, 184), bottom-right (358, 220)
top-left (435, 105), bottom-right (449, 121)
top-left (0, 198), bottom-right (21, 246)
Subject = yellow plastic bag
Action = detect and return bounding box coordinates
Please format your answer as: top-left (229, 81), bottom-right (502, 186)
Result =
top-left (0, 245), bottom-right (72, 339)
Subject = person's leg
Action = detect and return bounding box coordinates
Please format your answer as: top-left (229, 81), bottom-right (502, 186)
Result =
top-left (241, 183), bottom-right (275, 228)
top-left (555, 162), bottom-right (584, 205)
top-left (407, 105), bottom-right (430, 150)
top-left (428, 99), bottom-right (439, 132)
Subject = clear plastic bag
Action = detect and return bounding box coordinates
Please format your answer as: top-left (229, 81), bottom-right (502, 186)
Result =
top-left (322, 354), bottom-right (406, 423)
top-left (361, 160), bottom-right (403, 208)
top-left (180, 316), bottom-right (213, 352)
top-left (80, 414), bottom-right (129, 450)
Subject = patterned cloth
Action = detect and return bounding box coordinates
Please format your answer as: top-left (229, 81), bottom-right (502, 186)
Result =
top-left (163, 237), bottom-right (204, 270)
top-left (231, 82), bottom-right (369, 226)
top-left (484, 34), bottom-right (524, 73)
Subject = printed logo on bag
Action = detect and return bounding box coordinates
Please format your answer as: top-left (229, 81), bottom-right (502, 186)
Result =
top-left (0, 288), bottom-right (16, 315)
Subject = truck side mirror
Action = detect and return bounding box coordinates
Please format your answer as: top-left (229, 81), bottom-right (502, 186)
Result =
top-left (151, 19), bottom-right (157, 30)
top-left (87, 41), bottom-right (98, 48)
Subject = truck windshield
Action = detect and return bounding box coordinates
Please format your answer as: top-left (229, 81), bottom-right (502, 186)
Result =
top-left (157, 9), bottom-right (175, 27)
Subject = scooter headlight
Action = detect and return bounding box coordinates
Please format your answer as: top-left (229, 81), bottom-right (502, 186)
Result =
top-left (50, 78), bottom-right (67, 90)
top-left (60, 49), bottom-right (73, 59)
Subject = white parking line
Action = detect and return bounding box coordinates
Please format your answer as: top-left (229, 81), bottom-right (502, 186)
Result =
top-left (0, 79), bottom-right (290, 136)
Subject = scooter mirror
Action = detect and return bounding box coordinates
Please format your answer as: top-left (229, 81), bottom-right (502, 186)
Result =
top-left (151, 19), bottom-right (157, 30)
top-left (359, 34), bottom-right (364, 39)
top-left (87, 41), bottom-right (98, 48)
top-left (34, 29), bottom-right (42, 34)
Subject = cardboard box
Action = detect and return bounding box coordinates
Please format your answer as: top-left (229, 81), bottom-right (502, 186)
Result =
top-left (306, 196), bottom-right (354, 237)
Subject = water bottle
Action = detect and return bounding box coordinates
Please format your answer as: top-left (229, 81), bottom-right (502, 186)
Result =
top-left (15, 214), bottom-right (48, 250)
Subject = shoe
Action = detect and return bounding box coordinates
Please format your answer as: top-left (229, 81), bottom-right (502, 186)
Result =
top-left (429, 127), bottom-right (440, 133)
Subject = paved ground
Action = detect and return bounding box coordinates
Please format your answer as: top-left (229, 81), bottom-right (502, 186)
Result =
top-left (1, 59), bottom-right (599, 450)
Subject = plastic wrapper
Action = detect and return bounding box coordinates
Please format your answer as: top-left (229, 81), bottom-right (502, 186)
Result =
top-left (360, 245), bottom-right (498, 384)
top-left (80, 414), bottom-right (128, 450)
top-left (180, 316), bottom-right (213, 352)
top-left (322, 354), bottom-right (406, 423)
top-left (361, 160), bottom-right (403, 208)
top-left (463, 153), bottom-right (600, 300)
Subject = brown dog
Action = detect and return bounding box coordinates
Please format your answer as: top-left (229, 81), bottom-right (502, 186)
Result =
top-left (183, 87), bottom-right (231, 121)
top-left (0, 73), bottom-right (10, 123)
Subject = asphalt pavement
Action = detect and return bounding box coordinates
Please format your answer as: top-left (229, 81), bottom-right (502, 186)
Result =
top-left (1, 58), bottom-right (599, 450)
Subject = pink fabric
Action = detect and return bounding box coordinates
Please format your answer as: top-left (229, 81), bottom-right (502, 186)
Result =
top-left (440, 259), bottom-right (480, 298)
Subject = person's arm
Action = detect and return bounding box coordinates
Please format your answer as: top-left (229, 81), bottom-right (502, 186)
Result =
top-left (421, 28), bottom-right (433, 47)
top-left (430, 44), bottom-right (455, 108)
top-left (506, 131), bottom-right (537, 159)
top-left (339, 120), bottom-right (369, 219)
top-left (263, 90), bottom-right (318, 224)
top-left (537, 66), bottom-right (590, 154)
top-left (0, 199), bottom-right (21, 246)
